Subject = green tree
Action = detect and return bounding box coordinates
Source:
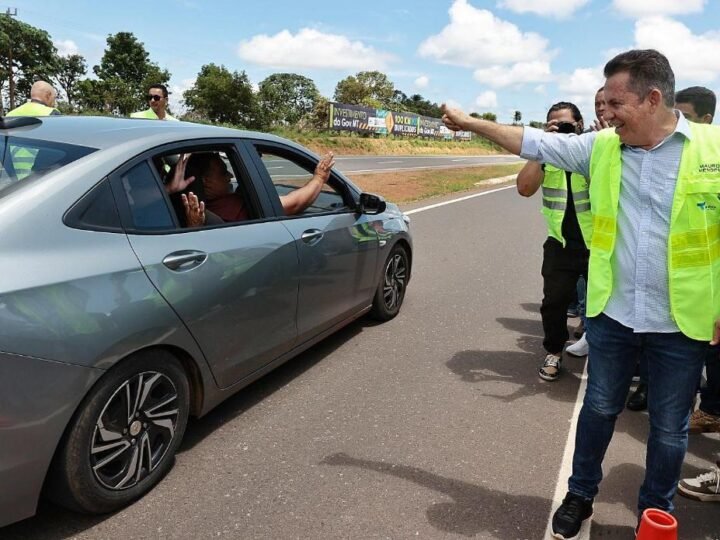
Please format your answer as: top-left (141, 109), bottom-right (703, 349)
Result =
top-left (513, 110), bottom-right (522, 125)
top-left (0, 16), bottom-right (58, 110)
top-left (54, 54), bottom-right (86, 108)
top-left (529, 120), bottom-right (545, 129)
top-left (183, 63), bottom-right (258, 127)
top-left (471, 111), bottom-right (497, 122)
top-left (334, 70), bottom-right (395, 109)
top-left (257, 73), bottom-right (320, 126)
top-left (84, 32), bottom-right (170, 115)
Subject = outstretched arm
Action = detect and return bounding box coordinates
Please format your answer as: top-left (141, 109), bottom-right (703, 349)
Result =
top-left (280, 152), bottom-right (335, 216)
top-left (442, 105), bottom-right (524, 155)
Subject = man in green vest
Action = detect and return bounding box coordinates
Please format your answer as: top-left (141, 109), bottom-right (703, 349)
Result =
top-left (441, 48), bottom-right (719, 538)
top-left (515, 101), bottom-right (591, 382)
top-left (130, 84), bottom-right (178, 121)
top-left (6, 81), bottom-right (61, 179)
top-left (5, 80), bottom-right (60, 117)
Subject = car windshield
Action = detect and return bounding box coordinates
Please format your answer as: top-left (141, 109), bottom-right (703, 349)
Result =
top-left (0, 135), bottom-right (97, 197)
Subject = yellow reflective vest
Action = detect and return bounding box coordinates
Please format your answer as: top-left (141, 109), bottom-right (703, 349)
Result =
top-left (6, 101), bottom-right (60, 179)
top-left (541, 164), bottom-right (593, 248)
top-left (6, 100), bottom-right (60, 117)
top-left (130, 108), bottom-right (178, 121)
top-left (587, 124), bottom-right (720, 340)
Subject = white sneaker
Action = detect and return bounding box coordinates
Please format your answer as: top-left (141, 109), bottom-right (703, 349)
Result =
top-left (566, 333), bottom-right (588, 357)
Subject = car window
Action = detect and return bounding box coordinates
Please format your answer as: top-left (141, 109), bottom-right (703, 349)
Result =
top-left (256, 149), bottom-right (351, 215)
top-left (152, 148), bottom-right (262, 228)
top-left (0, 136), bottom-right (96, 197)
top-left (120, 161), bottom-right (174, 231)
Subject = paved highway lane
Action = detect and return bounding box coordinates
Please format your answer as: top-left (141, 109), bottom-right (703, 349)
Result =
top-left (4, 186), bottom-right (719, 539)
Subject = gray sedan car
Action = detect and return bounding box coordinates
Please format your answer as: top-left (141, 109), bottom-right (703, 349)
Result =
top-left (0, 115), bottom-right (411, 527)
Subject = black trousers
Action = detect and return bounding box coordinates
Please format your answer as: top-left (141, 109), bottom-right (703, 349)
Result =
top-left (700, 346), bottom-right (720, 416)
top-left (540, 237), bottom-right (589, 354)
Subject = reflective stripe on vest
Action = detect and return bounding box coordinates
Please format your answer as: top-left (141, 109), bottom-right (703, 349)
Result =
top-left (587, 124), bottom-right (720, 340)
top-left (10, 146), bottom-right (37, 179)
top-left (6, 101), bottom-right (59, 117)
top-left (541, 164), bottom-right (593, 248)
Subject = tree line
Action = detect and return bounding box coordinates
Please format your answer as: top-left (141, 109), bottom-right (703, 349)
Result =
top-left (0, 16), bottom-right (505, 129)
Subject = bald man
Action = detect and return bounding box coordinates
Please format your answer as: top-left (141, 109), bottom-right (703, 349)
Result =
top-left (6, 81), bottom-right (60, 117)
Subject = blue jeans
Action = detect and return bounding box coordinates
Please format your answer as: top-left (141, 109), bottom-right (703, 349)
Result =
top-left (568, 313), bottom-right (707, 513)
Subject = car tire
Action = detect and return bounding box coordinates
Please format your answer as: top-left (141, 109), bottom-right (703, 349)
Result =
top-left (46, 349), bottom-right (190, 514)
top-left (369, 244), bottom-right (410, 321)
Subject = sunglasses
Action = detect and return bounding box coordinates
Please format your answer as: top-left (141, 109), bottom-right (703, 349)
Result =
top-left (147, 95), bottom-right (164, 102)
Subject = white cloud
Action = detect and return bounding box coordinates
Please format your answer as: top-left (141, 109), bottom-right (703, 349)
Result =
top-left (474, 60), bottom-right (552, 88)
top-left (497, 0), bottom-right (589, 19)
top-left (475, 90), bottom-right (498, 109)
top-left (613, 0), bottom-right (706, 18)
top-left (169, 78), bottom-right (196, 115)
top-left (534, 85), bottom-right (547, 94)
top-left (556, 66), bottom-right (605, 109)
top-left (54, 39), bottom-right (79, 57)
top-left (418, 0), bottom-right (552, 68)
top-left (237, 28), bottom-right (395, 70)
top-left (414, 75), bottom-right (429, 88)
top-left (633, 16), bottom-right (720, 83)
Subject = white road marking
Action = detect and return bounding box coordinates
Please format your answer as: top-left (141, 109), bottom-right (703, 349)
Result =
top-left (543, 361), bottom-right (591, 540)
top-left (404, 175), bottom-right (591, 538)
top-left (404, 184), bottom-right (515, 215)
top-left (451, 158), bottom-right (467, 162)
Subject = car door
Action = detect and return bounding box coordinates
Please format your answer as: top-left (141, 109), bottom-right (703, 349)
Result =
top-left (110, 142), bottom-right (300, 389)
top-left (243, 140), bottom-right (379, 342)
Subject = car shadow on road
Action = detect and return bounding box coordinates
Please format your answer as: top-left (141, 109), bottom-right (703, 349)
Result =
top-left (180, 318), bottom-right (366, 451)
top-left (320, 452), bottom-right (549, 538)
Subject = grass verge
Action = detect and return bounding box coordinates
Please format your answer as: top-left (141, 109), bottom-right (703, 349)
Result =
top-left (347, 163), bottom-right (524, 203)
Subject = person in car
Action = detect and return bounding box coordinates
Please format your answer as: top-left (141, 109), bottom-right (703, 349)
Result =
top-left (165, 151), bottom-right (335, 226)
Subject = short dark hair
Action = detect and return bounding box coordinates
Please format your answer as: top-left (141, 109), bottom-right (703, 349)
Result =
top-left (148, 84), bottom-right (169, 98)
top-left (547, 101), bottom-right (583, 123)
top-left (185, 152), bottom-right (219, 181)
top-left (675, 86), bottom-right (716, 119)
top-left (596, 86), bottom-right (604, 93)
top-left (604, 49), bottom-right (675, 107)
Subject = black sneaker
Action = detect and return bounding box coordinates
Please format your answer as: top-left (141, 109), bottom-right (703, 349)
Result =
top-left (552, 492), bottom-right (593, 539)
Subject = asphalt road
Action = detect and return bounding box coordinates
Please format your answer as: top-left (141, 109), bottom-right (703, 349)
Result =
top-left (4, 186), bottom-right (719, 539)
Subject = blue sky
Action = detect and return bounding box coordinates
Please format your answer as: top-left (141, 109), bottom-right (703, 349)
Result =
top-left (14, 0), bottom-right (720, 124)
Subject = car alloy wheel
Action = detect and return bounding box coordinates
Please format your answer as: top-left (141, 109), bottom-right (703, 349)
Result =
top-left (90, 371), bottom-right (179, 490)
top-left (383, 251), bottom-right (407, 311)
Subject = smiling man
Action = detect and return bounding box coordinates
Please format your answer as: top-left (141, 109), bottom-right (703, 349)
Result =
top-left (131, 84), bottom-right (178, 121)
top-left (442, 49), bottom-right (720, 539)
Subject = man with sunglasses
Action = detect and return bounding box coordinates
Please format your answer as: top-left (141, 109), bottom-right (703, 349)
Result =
top-left (131, 84), bottom-right (178, 121)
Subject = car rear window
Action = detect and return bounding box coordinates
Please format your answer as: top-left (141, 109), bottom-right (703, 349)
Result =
top-left (0, 135), bottom-right (97, 196)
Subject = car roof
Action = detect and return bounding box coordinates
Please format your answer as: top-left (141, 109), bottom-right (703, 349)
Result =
top-left (1, 115), bottom-right (301, 152)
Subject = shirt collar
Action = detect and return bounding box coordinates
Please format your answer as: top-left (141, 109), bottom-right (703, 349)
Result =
top-left (673, 109), bottom-right (693, 141)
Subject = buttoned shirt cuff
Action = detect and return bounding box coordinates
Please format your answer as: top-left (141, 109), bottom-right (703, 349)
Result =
top-left (519, 126), bottom-right (544, 161)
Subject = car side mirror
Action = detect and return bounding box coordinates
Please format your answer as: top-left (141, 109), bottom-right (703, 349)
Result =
top-left (358, 192), bottom-right (387, 215)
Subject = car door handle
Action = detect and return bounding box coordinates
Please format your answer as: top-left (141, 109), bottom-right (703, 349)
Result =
top-left (162, 250), bottom-right (208, 271)
top-left (301, 229), bottom-right (324, 245)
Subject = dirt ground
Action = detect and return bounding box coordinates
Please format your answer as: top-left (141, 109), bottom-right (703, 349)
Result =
top-left (346, 164), bottom-right (523, 203)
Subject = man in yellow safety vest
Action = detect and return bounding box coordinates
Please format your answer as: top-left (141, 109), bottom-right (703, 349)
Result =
top-left (441, 49), bottom-right (720, 538)
top-left (130, 84), bottom-right (178, 121)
